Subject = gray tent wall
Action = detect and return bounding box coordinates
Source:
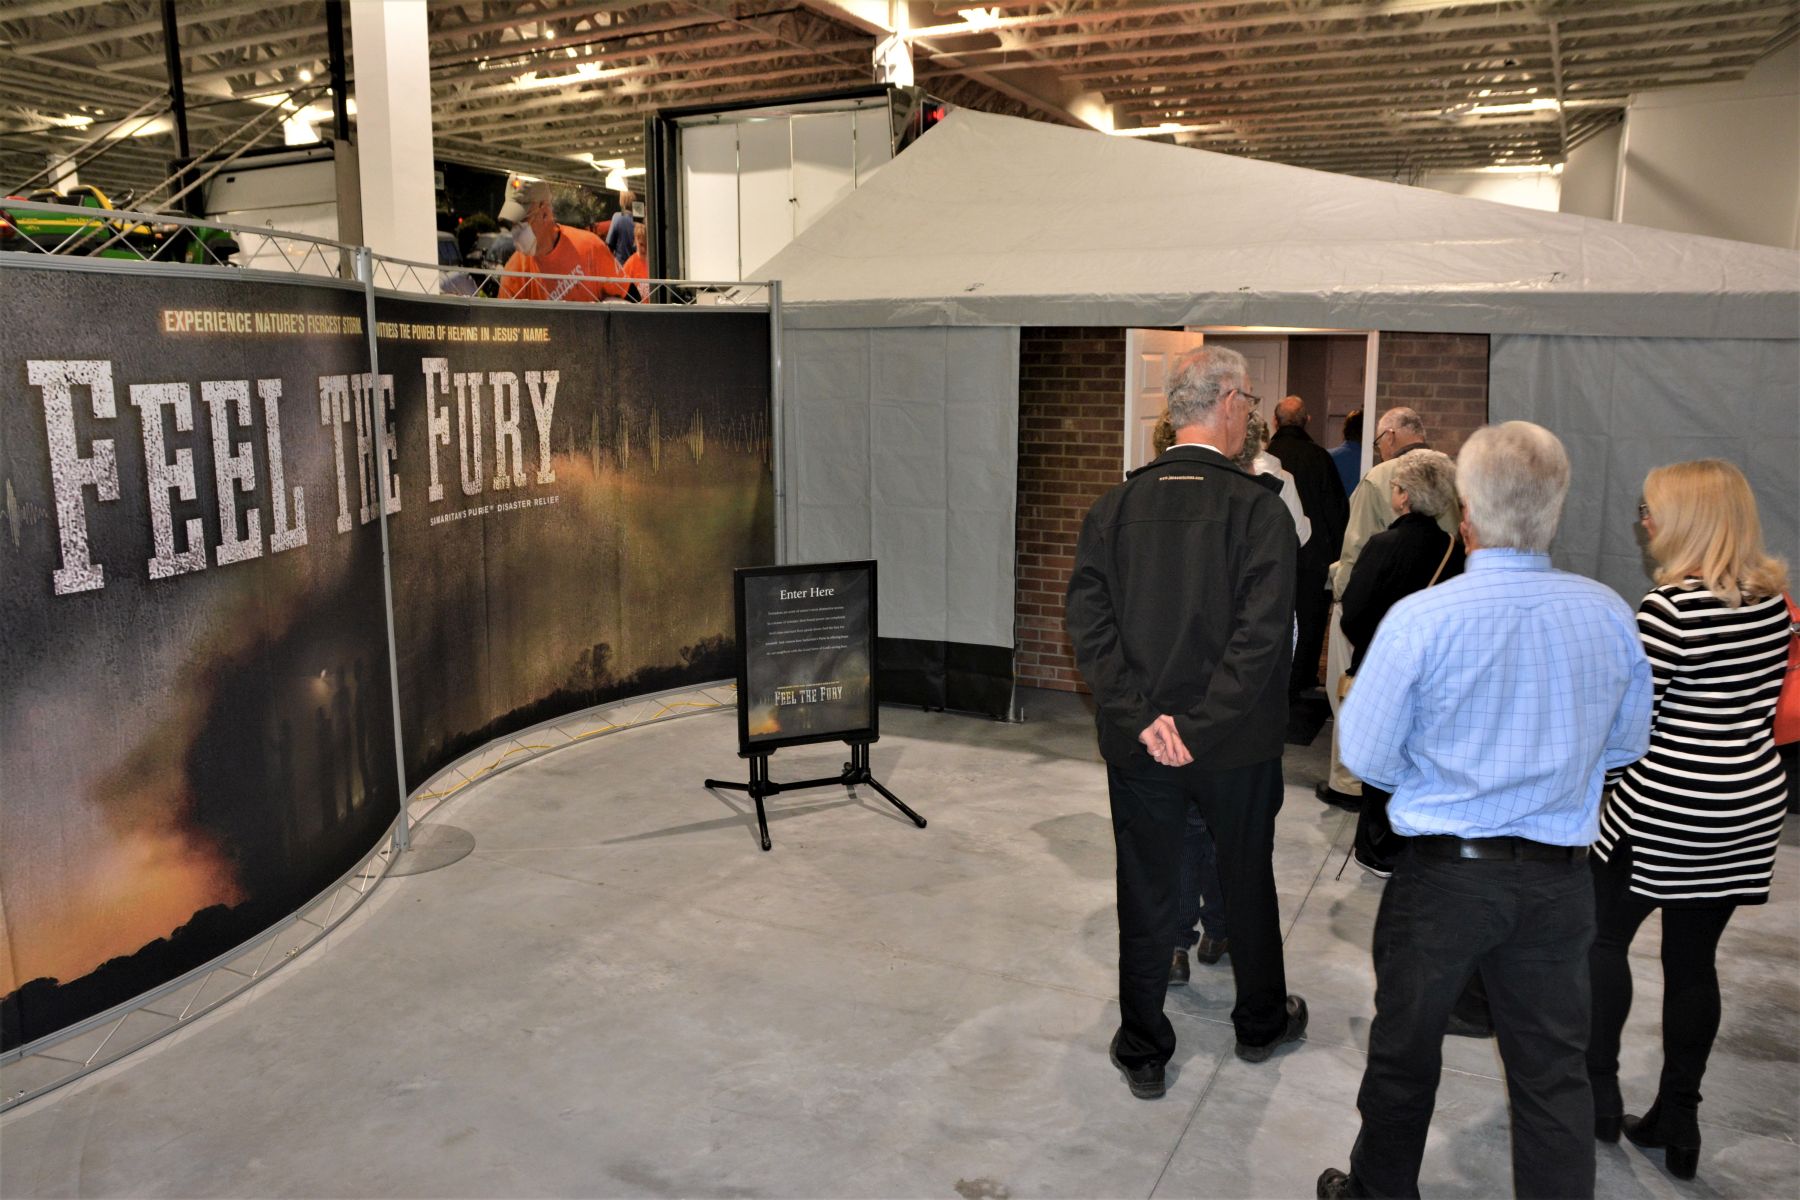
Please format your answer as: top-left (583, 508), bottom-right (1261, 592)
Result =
top-left (783, 326), bottom-right (1020, 715)
top-left (1492, 335), bottom-right (1799, 600)
top-left (763, 110), bottom-right (1800, 701)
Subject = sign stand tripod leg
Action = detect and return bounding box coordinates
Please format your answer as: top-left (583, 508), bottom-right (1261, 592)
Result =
top-left (704, 754), bottom-right (775, 851)
top-left (844, 742), bottom-right (926, 829)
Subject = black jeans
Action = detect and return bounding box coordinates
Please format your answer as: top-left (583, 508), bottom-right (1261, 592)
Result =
top-left (1292, 564), bottom-right (1331, 693)
top-left (1350, 845), bottom-right (1596, 1200)
top-left (1177, 803), bottom-right (1229, 943)
top-left (1106, 757), bottom-right (1288, 1063)
top-left (1586, 847), bottom-right (1736, 1111)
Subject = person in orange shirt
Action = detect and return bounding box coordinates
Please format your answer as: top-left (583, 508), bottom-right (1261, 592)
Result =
top-left (498, 182), bottom-right (628, 302)
top-left (623, 219), bottom-right (649, 302)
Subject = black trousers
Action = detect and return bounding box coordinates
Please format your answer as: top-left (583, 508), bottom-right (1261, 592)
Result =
top-left (1350, 845), bottom-right (1596, 1200)
top-left (1586, 847), bottom-right (1736, 1111)
top-left (1106, 757), bottom-right (1288, 1062)
top-left (1292, 562), bottom-right (1331, 693)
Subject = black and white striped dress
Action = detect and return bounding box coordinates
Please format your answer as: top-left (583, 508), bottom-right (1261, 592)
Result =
top-left (1596, 582), bottom-right (1790, 906)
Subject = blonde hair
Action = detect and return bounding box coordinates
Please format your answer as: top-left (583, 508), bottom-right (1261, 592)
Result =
top-left (1643, 459), bottom-right (1787, 607)
top-left (1233, 409), bottom-right (1267, 471)
top-left (1151, 412), bottom-right (1176, 456)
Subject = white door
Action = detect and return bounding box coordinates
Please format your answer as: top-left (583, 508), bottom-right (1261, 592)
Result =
top-left (1123, 328), bottom-right (1207, 473)
top-left (737, 119), bottom-right (793, 278)
top-left (791, 112), bottom-right (857, 236)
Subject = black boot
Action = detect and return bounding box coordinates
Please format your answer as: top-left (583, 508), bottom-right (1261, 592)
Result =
top-left (1623, 1097), bottom-right (1701, 1181)
top-left (1591, 1074), bottom-right (1622, 1143)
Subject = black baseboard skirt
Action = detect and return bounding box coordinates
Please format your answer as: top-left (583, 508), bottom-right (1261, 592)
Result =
top-left (878, 638), bottom-right (1014, 719)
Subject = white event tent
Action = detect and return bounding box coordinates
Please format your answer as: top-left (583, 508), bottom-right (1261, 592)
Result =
top-left (758, 109), bottom-right (1800, 691)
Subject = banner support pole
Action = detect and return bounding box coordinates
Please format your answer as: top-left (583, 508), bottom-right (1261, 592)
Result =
top-left (357, 247), bottom-right (413, 853)
top-left (769, 278), bottom-right (786, 564)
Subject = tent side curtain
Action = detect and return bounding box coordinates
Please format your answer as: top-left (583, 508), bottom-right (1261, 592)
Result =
top-left (782, 325), bottom-right (1020, 717)
top-left (1490, 334), bottom-right (1800, 603)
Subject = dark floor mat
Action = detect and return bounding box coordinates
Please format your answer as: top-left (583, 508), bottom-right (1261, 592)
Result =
top-left (1286, 695), bottom-right (1331, 746)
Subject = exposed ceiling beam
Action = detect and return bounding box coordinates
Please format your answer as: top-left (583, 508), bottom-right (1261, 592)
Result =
top-left (7, 0), bottom-right (283, 58)
top-left (918, 3), bottom-right (1787, 70)
top-left (434, 39), bottom-right (869, 112)
top-left (481, 68), bottom-right (878, 142)
top-left (1105, 49), bottom-right (1765, 117)
top-left (798, 0), bottom-right (1106, 129)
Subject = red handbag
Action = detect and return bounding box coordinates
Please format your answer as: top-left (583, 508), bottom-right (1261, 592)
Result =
top-left (1776, 591), bottom-right (1800, 745)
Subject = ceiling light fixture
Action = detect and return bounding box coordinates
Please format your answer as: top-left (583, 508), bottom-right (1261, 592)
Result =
top-left (1108, 121), bottom-right (1226, 137)
top-left (514, 63), bottom-right (625, 90)
top-left (1468, 97), bottom-right (1559, 115)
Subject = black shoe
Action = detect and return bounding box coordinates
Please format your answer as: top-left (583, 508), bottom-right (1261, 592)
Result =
top-left (1351, 853), bottom-right (1393, 880)
top-left (1316, 1167), bottom-right (1357, 1198)
top-left (1236, 994), bottom-right (1308, 1063)
top-left (1194, 935), bottom-right (1229, 965)
top-left (1108, 1033), bottom-right (1166, 1099)
top-left (1444, 1011), bottom-right (1494, 1039)
top-left (1168, 947), bottom-right (1190, 988)
top-left (1314, 781), bottom-right (1362, 811)
top-left (1623, 1101), bottom-right (1700, 1180)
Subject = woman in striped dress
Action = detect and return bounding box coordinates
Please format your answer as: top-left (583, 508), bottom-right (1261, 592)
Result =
top-left (1587, 458), bottom-right (1791, 1181)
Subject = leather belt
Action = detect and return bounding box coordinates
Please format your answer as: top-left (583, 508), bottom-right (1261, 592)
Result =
top-left (1412, 835), bottom-right (1588, 863)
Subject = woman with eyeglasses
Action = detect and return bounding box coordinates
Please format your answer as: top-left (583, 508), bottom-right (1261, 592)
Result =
top-left (1588, 459), bottom-right (1791, 1181)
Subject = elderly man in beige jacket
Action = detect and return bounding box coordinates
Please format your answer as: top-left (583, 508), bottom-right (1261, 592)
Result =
top-left (1317, 407), bottom-right (1459, 809)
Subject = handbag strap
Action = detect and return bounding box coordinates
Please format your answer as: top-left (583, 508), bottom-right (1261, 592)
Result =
top-left (1425, 534), bottom-right (1458, 589)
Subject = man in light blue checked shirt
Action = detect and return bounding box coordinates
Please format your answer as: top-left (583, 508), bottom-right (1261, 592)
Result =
top-left (1317, 422), bottom-right (1652, 1200)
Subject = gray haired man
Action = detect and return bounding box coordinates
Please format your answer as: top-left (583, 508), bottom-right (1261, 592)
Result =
top-left (1067, 346), bottom-right (1308, 1101)
top-left (1317, 421), bottom-right (1651, 1199)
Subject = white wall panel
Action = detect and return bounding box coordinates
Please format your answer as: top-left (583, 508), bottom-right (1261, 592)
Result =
top-left (1617, 42), bottom-right (1800, 250)
top-left (680, 123), bottom-right (740, 281)
top-left (854, 106), bottom-right (893, 184)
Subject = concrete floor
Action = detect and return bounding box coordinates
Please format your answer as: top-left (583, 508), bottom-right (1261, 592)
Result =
top-left (2, 687), bottom-right (1795, 1198)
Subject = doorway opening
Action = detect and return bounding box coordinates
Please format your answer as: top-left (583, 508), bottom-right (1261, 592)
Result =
top-left (1122, 327), bottom-right (1378, 475)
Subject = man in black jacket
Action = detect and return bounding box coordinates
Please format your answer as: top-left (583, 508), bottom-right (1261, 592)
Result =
top-left (1067, 346), bottom-right (1308, 1101)
top-left (1268, 395), bottom-right (1351, 695)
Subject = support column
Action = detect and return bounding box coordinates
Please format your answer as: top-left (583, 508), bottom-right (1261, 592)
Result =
top-left (349, 0), bottom-right (436, 267)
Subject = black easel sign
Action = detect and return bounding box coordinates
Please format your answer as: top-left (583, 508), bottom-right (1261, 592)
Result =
top-left (734, 560), bottom-right (877, 755)
top-left (712, 560), bottom-right (923, 850)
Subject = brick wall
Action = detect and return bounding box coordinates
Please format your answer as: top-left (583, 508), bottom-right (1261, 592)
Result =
top-left (1375, 332), bottom-right (1490, 458)
top-left (1016, 328), bottom-right (1126, 692)
top-left (1014, 329), bottom-right (1492, 694)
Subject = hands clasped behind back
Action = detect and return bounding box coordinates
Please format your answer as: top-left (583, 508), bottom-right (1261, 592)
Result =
top-left (1139, 713), bottom-right (1194, 767)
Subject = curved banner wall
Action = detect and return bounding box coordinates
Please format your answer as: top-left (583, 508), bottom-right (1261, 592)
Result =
top-left (2, 270), bottom-right (775, 1052)
top-left (373, 296), bottom-right (774, 792)
top-left (1, 265), bottom-right (399, 1049)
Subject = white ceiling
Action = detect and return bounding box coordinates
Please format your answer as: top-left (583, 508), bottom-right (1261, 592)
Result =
top-left (1, 0), bottom-right (1794, 206)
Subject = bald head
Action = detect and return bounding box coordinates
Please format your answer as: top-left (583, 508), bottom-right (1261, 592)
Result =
top-left (1376, 406), bottom-right (1426, 460)
top-left (1274, 395), bottom-right (1307, 428)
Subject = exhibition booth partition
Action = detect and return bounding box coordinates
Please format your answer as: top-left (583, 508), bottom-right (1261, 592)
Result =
top-left (0, 220), bottom-right (776, 1068)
